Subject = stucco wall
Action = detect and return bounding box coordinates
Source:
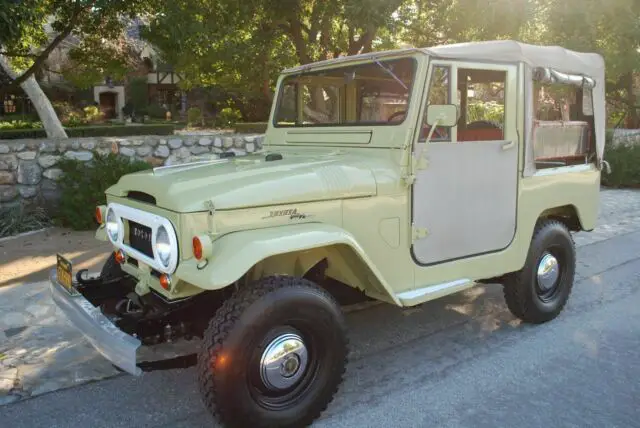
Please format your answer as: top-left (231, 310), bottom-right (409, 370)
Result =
top-left (0, 133), bottom-right (264, 210)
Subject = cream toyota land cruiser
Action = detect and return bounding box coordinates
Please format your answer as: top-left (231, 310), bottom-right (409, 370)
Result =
top-left (51, 40), bottom-right (606, 428)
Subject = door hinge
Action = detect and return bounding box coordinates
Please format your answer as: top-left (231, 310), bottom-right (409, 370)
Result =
top-left (413, 154), bottom-right (429, 170)
top-left (402, 173), bottom-right (416, 186)
top-left (412, 226), bottom-right (428, 241)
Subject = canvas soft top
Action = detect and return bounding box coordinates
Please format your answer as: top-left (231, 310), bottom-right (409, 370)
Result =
top-left (284, 40), bottom-right (604, 78)
top-left (283, 40), bottom-right (607, 171)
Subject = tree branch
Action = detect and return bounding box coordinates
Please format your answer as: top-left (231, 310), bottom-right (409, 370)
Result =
top-left (287, 18), bottom-right (311, 64)
top-left (0, 52), bottom-right (38, 58)
top-left (9, 1), bottom-right (87, 87)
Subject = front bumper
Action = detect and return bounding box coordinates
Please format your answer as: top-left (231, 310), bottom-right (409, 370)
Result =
top-left (49, 269), bottom-right (142, 376)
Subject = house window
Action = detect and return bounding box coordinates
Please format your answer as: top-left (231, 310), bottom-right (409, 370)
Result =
top-left (532, 81), bottom-right (594, 169)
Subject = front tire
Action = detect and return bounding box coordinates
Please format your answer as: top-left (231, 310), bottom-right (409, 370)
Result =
top-left (503, 219), bottom-right (576, 324)
top-left (197, 275), bottom-right (349, 428)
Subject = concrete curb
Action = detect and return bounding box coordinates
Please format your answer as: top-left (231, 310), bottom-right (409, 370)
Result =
top-left (0, 228), bottom-right (51, 243)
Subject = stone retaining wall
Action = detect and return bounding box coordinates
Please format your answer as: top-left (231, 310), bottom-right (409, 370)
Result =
top-left (611, 129), bottom-right (640, 146)
top-left (0, 133), bottom-right (264, 209)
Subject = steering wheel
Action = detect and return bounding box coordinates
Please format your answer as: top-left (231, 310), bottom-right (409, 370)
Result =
top-left (387, 110), bottom-right (406, 122)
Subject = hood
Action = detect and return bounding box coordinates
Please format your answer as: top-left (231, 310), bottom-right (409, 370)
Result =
top-left (106, 150), bottom-right (378, 212)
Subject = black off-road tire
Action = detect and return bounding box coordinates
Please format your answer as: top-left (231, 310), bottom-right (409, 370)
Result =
top-left (503, 219), bottom-right (576, 324)
top-left (197, 275), bottom-right (349, 428)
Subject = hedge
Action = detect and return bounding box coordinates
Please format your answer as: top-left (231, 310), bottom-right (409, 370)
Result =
top-left (233, 122), bottom-right (268, 133)
top-left (0, 124), bottom-right (176, 140)
top-left (601, 143), bottom-right (640, 188)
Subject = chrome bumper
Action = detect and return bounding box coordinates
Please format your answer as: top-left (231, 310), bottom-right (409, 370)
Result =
top-left (49, 270), bottom-right (142, 376)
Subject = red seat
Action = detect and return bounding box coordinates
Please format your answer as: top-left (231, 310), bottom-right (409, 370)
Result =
top-left (458, 128), bottom-right (503, 141)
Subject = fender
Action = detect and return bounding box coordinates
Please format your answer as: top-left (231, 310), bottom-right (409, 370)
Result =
top-left (174, 223), bottom-right (401, 305)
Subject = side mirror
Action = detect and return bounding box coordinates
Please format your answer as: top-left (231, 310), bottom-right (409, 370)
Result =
top-left (426, 104), bottom-right (459, 127)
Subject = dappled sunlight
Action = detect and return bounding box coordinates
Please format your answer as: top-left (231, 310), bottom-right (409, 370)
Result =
top-left (0, 249), bottom-right (109, 288)
top-left (0, 227), bottom-right (112, 288)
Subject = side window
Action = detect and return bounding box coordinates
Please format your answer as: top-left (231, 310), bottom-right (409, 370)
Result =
top-left (532, 82), bottom-right (594, 169)
top-left (457, 68), bottom-right (506, 142)
top-left (420, 65), bottom-right (451, 141)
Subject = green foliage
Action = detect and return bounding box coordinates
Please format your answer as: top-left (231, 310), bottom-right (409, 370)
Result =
top-left (2, 1), bottom-right (154, 81)
top-left (0, 206), bottom-right (51, 239)
top-left (52, 101), bottom-right (79, 122)
top-left (601, 143), bottom-right (640, 188)
top-left (467, 101), bottom-right (505, 123)
top-left (215, 107), bottom-right (242, 128)
top-left (147, 104), bottom-right (168, 119)
top-left (187, 107), bottom-right (203, 126)
top-left (64, 112), bottom-right (88, 127)
top-left (233, 122), bottom-right (268, 133)
top-left (126, 77), bottom-right (149, 112)
top-left (0, 120), bottom-right (43, 130)
top-left (55, 152), bottom-right (152, 230)
top-left (83, 105), bottom-right (102, 123)
top-left (0, 124), bottom-right (176, 140)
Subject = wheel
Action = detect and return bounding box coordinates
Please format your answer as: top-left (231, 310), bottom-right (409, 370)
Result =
top-left (502, 219), bottom-right (576, 324)
top-left (197, 275), bottom-right (349, 428)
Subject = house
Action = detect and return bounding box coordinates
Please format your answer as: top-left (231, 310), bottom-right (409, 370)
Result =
top-left (2, 18), bottom-right (186, 121)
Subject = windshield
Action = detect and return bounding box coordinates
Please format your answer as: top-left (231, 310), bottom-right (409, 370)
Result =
top-left (273, 57), bottom-right (417, 127)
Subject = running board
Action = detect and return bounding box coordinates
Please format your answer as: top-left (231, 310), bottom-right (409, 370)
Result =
top-left (395, 279), bottom-right (475, 306)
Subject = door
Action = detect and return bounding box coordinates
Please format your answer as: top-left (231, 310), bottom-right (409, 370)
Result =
top-left (411, 61), bottom-right (519, 266)
top-left (99, 92), bottom-right (116, 119)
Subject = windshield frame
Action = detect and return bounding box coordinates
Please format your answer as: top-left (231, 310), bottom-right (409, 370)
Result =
top-left (271, 56), bottom-right (419, 129)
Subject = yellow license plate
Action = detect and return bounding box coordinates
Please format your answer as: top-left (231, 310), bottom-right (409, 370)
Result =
top-left (56, 254), bottom-right (77, 295)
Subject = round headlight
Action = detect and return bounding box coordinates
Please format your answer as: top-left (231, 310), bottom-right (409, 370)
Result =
top-left (106, 208), bottom-right (119, 242)
top-left (155, 225), bottom-right (171, 267)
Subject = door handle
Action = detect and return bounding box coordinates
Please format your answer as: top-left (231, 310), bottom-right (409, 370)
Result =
top-left (502, 141), bottom-right (515, 151)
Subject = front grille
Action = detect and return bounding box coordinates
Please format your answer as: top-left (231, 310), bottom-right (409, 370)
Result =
top-left (128, 220), bottom-right (153, 258)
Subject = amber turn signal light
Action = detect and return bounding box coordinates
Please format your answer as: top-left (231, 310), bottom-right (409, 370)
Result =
top-left (192, 234), bottom-right (213, 261)
top-left (159, 274), bottom-right (171, 290)
top-left (192, 236), bottom-right (203, 260)
top-left (114, 250), bottom-right (126, 264)
top-left (95, 206), bottom-right (105, 224)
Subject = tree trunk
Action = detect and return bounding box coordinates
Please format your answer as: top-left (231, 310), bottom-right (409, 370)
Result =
top-left (0, 53), bottom-right (68, 139)
top-left (624, 72), bottom-right (639, 129)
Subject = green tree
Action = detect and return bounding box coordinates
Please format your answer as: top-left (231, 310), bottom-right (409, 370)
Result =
top-left (542, 0), bottom-right (640, 127)
top-left (0, 0), bottom-right (154, 137)
top-left (142, 0), bottom-right (410, 119)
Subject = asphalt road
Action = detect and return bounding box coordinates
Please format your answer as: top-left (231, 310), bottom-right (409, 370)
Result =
top-left (1, 229), bottom-right (640, 428)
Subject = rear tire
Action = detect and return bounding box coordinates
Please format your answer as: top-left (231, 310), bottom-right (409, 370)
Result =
top-left (197, 275), bottom-right (349, 428)
top-left (503, 219), bottom-right (576, 324)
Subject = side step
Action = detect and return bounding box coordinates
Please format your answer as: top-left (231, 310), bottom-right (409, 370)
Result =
top-left (395, 279), bottom-right (475, 306)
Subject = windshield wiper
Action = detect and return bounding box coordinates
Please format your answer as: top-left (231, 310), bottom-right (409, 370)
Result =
top-left (374, 60), bottom-right (408, 90)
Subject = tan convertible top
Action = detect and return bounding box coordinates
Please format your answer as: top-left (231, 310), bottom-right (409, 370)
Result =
top-left (284, 40), bottom-right (604, 78)
top-left (283, 40), bottom-right (607, 171)
top-left (425, 40), bottom-right (605, 78)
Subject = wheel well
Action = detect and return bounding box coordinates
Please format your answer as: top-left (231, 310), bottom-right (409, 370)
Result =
top-left (539, 205), bottom-right (583, 232)
top-left (242, 245), bottom-right (393, 305)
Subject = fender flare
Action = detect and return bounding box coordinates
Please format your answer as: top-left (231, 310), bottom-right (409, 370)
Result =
top-left (175, 223), bottom-right (400, 305)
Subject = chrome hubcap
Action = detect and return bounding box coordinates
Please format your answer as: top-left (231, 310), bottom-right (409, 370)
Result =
top-left (537, 252), bottom-right (560, 291)
top-left (260, 333), bottom-right (308, 391)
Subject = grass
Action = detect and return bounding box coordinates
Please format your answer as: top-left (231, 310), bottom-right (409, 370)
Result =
top-left (0, 206), bottom-right (52, 239)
